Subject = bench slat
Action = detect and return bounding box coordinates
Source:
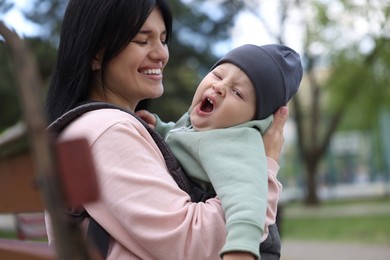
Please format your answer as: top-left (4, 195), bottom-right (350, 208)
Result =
top-left (0, 238), bottom-right (55, 260)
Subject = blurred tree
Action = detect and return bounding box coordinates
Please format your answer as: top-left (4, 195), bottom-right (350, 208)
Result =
top-left (21, 0), bottom-right (67, 43)
top-left (0, 0), bottom-right (58, 131)
top-left (0, 0), bottom-right (13, 14)
top-left (0, 0), bottom-right (18, 131)
top-left (0, 41), bottom-right (20, 131)
top-left (297, 1), bottom-right (389, 204)
top-left (249, 0), bottom-right (390, 204)
top-left (0, 37), bottom-right (56, 132)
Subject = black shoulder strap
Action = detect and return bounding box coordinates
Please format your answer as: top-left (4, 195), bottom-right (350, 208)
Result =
top-left (47, 101), bottom-right (215, 258)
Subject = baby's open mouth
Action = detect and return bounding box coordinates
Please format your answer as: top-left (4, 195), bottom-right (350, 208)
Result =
top-left (200, 97), bottom-right (214, 112)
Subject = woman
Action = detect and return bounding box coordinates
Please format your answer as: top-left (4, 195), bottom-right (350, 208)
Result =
top-left (45, 0), bottom-right (287, 259)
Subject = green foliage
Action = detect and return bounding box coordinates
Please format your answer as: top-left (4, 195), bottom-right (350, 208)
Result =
top-left (26, 37), bottom-right (57, 82)
top-left (0, 42), bottom-right (21, 132)
top-left (326, 37), bottom-right (390, 130)
top-left (22, 0), bottom-right (67, 43)
top-left (0, 37), bottom-right (56, 132)
top-left (279, 0), bottom-right (390, 204)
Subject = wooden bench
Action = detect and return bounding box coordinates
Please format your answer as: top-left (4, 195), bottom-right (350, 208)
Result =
top-left (0, 21), bottom-right (101, 260)
top-left (0, 123), bottom-right (101, 260)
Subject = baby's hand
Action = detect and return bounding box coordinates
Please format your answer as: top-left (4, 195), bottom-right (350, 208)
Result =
top-left (135, 110), bottom-right (157, 129)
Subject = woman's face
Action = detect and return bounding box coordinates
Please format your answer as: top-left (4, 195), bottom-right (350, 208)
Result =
top-left (91, 8), bottom-right (169, 111)
top-left (189, 63), bottom-right (256, 131)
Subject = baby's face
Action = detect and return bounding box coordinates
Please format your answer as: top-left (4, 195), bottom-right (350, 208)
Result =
top-left (189, 63), bottom-right (256, 131)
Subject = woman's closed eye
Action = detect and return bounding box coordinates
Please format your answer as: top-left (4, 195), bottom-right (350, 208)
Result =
top-left (160, 38), bottom-right (168, 45)
top-left (132, 39), bottom-right (149, 45)
top-left (131, 36), bottom-right (167, 46)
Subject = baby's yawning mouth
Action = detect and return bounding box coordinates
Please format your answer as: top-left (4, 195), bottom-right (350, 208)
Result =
top-left (200, 97), bottom-right (214, 112)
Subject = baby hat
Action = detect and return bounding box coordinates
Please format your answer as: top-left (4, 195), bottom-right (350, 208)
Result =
top-left (210, 44), bottom-right (303, 120)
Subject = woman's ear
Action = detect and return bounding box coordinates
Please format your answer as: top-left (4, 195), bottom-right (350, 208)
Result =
top-left (91, 50), bottom-right (104, 71)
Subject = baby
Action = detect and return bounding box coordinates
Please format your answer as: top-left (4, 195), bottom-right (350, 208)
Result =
top-left (138, 44), bottom-right (303, 259)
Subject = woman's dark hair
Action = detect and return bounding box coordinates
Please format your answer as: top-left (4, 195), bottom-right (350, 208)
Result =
top-left (45, 0), bottom-right (172, 123)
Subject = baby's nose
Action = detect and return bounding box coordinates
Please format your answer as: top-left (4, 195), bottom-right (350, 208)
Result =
top-left (212, 83), bottom-right (227, 96)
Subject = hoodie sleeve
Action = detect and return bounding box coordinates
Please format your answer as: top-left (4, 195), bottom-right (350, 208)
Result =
top-left (154, 114), bottom-right (176, 137)
top-left (196, 127), bottom-right (268, 259)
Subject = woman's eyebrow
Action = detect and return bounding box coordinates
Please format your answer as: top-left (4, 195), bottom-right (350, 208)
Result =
top-left (138, 29), bottom-right (167, 36)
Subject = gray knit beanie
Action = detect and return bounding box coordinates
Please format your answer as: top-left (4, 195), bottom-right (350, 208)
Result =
top-left (210, 44), bottom-right (303, 120)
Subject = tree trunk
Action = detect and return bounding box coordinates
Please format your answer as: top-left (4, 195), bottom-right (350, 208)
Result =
top-left (305, 160), bottom-right (319, 205)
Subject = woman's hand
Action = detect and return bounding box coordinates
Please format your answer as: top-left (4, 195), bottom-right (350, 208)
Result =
top-left (222, 252), bottom-right (256, 260)
top-left (263, 106), bottom-right (289, 164)
top-left (223, 252), bottom-right (256, 260)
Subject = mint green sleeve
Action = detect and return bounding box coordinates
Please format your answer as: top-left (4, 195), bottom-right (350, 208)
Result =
top-left (154, 114), bottom-right (176, 137)
top-left (197, 127), bottom-right (267, 259)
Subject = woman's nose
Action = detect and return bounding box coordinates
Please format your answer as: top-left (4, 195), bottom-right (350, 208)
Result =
top-left (150, 43), bottom-right (169, 64)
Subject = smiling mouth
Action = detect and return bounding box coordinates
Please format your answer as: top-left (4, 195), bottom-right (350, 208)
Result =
top-left (200, 97), bottom-right (214, 112)
top-left (140, 69), bottom-right (162, 75)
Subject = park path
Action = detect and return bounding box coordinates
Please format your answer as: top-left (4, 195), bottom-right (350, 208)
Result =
top-left (281, 239), bottom-right (390, 260)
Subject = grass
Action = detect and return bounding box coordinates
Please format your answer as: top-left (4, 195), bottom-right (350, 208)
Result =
top-left (281, 215), bottom-right (390, 245)
top-left (0, 230), bottom-right (17, 239)
top-left (285, 196), bottom-right (390, 208)
top-left (280, 197), bottom-right (390, 245)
